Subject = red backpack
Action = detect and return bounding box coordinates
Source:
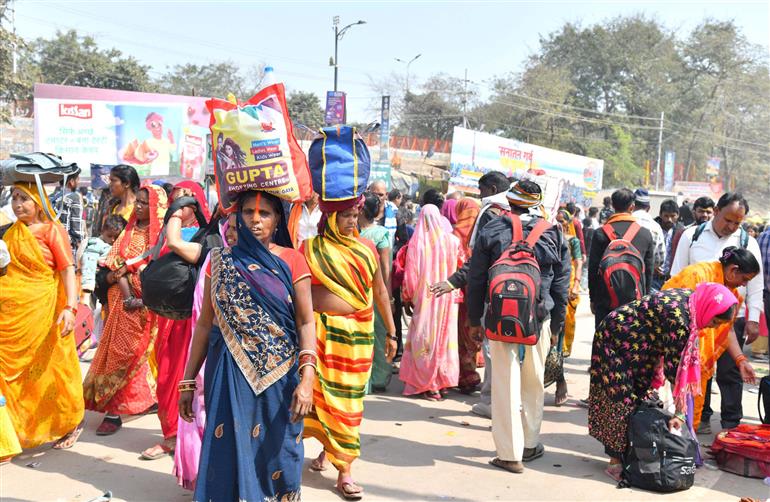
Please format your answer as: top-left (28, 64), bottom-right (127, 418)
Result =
top-left (598, 222), bottom-right (645, 309)
top-left (484, 215), bottom-right (551, 345)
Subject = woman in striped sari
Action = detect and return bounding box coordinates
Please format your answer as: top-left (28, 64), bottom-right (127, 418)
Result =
top-left (302, 196), bottom-right (396, 500)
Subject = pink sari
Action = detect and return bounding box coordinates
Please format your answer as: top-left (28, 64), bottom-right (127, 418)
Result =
top-left (172, 254), bottom-right (208, 490)
top-left (173, 219), bottom-right (229, 490)
top-left (399, 205), bottom-right (463, 395)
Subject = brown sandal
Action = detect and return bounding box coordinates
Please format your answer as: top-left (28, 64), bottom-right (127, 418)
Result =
top-left (52, 425), bottom-right (84, 450)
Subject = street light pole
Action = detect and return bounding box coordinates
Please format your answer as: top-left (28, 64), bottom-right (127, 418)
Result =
top-left (331, 17), bottom-right (366, 92)
top-left (333, 22), bottom-right (339, 91)
top-left (395, 53), bottom-right (421, 94)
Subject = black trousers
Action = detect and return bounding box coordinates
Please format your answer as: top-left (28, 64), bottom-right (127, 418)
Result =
top-left (392, 287), bottom-right (404, 360)
top-left (702, 317), bottom-right (746, 429)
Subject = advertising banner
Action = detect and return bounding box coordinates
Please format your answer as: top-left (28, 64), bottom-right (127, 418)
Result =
top-left (324, 91), bottom-right (346, 126)
top-left (207, 83), bottom-right (312, 209)
top-left (448, 127), bottom-right (603, 198)
top-left (664, 151), bottom-right (675, 191)
top-left (706, 157), bottom-right (721, 181)
top-left (34, 83), bottom-right (210, 178)
top-left (370, 96), bottom-right (392, 189)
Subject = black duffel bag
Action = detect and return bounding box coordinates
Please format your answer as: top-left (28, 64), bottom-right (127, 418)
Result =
top-left (621, 403), bottom-right (698, 492)
top-left (140, 196), bottom-right (222, 320)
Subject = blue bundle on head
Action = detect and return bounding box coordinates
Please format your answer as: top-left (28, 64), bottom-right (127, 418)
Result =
top-left (308, 126), bottom-right (370, 202)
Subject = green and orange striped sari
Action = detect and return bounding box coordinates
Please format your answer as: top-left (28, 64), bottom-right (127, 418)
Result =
top-left (303, 212), bottom-right (378, 470)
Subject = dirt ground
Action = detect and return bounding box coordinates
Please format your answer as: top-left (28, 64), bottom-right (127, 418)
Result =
top-left (1, 297), bottom-right (769, 501)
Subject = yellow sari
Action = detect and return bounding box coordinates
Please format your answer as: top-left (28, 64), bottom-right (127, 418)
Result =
top-left (662, 261), bottom-right (740, 428)
top-left (0, 183), bottom-right (84, 449)
top-left (303, 212), bottom-right (378, 470)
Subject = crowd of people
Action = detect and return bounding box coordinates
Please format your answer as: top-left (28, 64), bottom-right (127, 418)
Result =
top-left (1, 161), bottom-right (769, 500)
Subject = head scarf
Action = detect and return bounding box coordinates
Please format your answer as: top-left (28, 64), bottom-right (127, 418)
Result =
top-left (305, 204), bottom-right (377, 311)
top-left (557, 208), bottom-right (576, 238)
top-left (12, 182), bottom-right (59, 223)
top-left (403, 204), bottom-right (460, 303)
top-left (673, 282), bottom-right (738, 410)
top-left (118, 183), bottom-right (168, 271)
top-left (173, 180), bottom-right (211, 222)
top-left (453, 198), bottom-right (481, 257)
top-left (440, 198), bottom-right (458, 225)
top-left (316, 195), bottom-right (364, 237)
top-left (506, 180), bottom-right (543, 210)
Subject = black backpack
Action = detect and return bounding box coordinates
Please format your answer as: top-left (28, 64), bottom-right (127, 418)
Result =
top-left (140, 197), bottom-right (222, 320)
top-left (758, 375), bottom-right (770, 425)
top-left (599, 222), bottom-right (645, 309)
top-left (622, 404), bottom-right (698, 492)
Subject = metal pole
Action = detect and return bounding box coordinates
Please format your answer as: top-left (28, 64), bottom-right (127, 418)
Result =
top-left (405, 64), bottom-right (410, 95)
top-left (333, 24), bottom-right (339, 92)
top-left (462, 69), bottom-right (468, 129)
top-left (654, 111), bottom-right (664, 190)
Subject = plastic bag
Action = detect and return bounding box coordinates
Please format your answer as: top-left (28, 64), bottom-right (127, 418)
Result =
top-left (207, 83), bottom-right (312, 209)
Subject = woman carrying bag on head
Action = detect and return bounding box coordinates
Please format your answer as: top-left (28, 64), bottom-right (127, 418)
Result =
top-left (179, 190), bottom-right (316, 502)
top-left (0, 182), bottom-right (85, 457)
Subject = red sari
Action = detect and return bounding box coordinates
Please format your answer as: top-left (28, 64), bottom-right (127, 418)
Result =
top-left (154, 181), bottom-right (210, 440)
top-left (83, 184), bottom-right (167, 415)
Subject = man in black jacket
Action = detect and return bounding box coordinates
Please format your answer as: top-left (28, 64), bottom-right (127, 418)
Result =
top-left (588, 188), bottom-right (655, 329)
top-left (467, 179), bottom-right (571, 474)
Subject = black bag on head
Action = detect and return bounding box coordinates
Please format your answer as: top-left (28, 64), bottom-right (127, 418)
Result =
top-left (758, 375), bottom-right (770, 425)
top-left (140, 196), bottom-right (222, 320)
top-left (622, 403), bottom-right (697, 492)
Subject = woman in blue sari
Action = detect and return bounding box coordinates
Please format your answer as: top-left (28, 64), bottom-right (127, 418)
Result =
top-left (179, 190), bottom-right (316, 501)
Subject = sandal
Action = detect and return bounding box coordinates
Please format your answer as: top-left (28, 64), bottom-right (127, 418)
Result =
top-left (423, 391), bottom-right (443, 401)
top-left (52, 424), bottom-right (84, 450)
top-left (336, 476), bottom-right (363, 500)
top-left (96, 416), bottom-right (122, 436)
top-left (142, 403), bottom-right (158, 415)
top-left (522, 443), bottom-right (544, 462)
top-left (489, 457), bottom-right (524, 473)
top-left (140, 443), bottom-right (174, 460)
top-left (309, 451), bottom-right (328, 472)
top-left (605, 463), bottom-right (623, 481)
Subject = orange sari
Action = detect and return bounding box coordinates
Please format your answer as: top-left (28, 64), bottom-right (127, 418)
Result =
top-left (83, 184), bottom-right (167, 415)
top-left (662, 261), bottom-right (741, 428)
top-left (0, 184), bottom-right (84, 450)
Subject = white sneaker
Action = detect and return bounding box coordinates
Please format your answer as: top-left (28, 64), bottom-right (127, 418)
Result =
top-left (471, 402), bottom-right (491, 419)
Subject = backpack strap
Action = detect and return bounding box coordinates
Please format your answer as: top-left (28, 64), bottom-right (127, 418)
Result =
top-left (690, 223), bottom-right (706, 247)
top-left (602, 223), bottom-right (618, 241)
top-left (508, 213), bottom-right (524, 247)
top-left (621, 222), bottom-right (641, 243)
top-left (524, 219), bottom-right (551, 248)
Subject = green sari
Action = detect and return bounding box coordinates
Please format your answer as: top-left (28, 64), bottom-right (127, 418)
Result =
top-left (360, 224), bottom-right (393, 392)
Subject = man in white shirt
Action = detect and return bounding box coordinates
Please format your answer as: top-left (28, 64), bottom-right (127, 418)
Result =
top-left (297, 192), bottom-right (322, 244)
top-left (670, 192), bottom-right (763, 431)
top-left (632, 189), bottom-right (666, 288)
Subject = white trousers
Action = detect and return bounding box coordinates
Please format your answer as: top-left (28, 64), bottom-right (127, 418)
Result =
top-left (490, 323), bottom-right (551, 462)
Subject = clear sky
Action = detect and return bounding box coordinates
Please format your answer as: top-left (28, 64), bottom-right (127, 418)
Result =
top-left (12, 0), bottom-right (770, 122)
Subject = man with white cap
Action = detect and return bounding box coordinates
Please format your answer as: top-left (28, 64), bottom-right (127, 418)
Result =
top-left (632, 188), bottom-right (666, 289)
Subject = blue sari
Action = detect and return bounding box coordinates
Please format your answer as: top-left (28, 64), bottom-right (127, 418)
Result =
top-left (194, 212), bottom-right (302, 502)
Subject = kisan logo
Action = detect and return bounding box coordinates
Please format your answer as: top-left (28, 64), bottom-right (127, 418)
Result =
top-left (59, 103), bottom-right (93, 119)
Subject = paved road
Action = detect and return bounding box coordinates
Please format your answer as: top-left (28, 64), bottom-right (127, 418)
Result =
top-left (2, 296), bottom-right (769, 501)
